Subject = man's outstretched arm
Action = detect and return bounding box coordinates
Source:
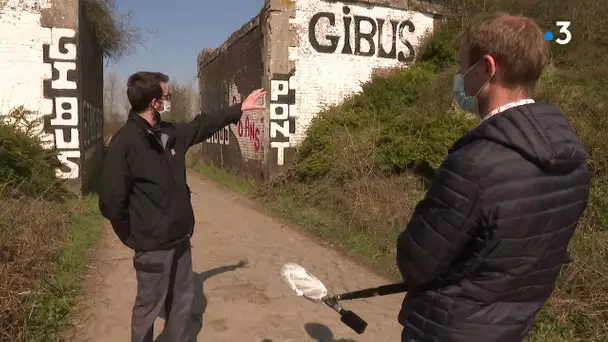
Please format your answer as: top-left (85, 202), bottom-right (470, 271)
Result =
top-left (397, 154), bottom-right (480, 289)
top-left (181, 105), bottom-right (242, 149)
top-left (180, 88), bottom-right (266, 149)
top-left (98, 138), bottom-right (132, 244)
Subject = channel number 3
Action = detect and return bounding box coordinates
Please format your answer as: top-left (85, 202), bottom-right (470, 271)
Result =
top-left (555, 21), bottom-right (571, 45)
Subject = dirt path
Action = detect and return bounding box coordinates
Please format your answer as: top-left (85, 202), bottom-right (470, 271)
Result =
top-left (71, 171), bottom-right (402, 341)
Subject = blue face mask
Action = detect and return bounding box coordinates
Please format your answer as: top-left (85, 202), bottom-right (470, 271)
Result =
top-left (453, 60), bottom-right (494, 114)
top-left (453, 73), bottom-right (479, 114)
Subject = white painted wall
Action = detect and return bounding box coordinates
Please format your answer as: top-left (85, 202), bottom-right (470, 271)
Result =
top-left (0, 0), bottom-right (82, 179)
top-left (287, 0), bottom-right (435, 145)
top-left (0, 0), bottom-right (52, 146)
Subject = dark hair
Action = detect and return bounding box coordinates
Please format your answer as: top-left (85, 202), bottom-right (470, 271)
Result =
top-left (126, 71), bottom-right (169, 112)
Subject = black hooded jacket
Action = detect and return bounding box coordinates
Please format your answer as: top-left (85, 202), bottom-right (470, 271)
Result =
top-left (396, 102), bottom-right (590, 341)
top-left (98, 106), bottom-right (242, 251)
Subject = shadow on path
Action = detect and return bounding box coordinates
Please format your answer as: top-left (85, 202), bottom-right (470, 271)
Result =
top-left (261, 322), bottom-right (356, 342)
top-left (304, 322), bottom-right (356, 342)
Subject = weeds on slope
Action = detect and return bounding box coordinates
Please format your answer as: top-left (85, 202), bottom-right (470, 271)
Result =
top-left (0, 114), bottom-right (103, 340)
top-left (0, 182), bottom-right (102, 341)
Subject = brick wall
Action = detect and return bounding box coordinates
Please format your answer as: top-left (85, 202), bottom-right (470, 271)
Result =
top-left (0, 0), bottom-right (103, 194)
top-left (198, 15), bottom-right (265, 178)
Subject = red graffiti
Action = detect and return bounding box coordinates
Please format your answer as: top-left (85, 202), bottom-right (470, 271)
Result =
top-left (232, 96), bottom-right (238, 105)
top-left (237, 115), bottom-right (261, 152)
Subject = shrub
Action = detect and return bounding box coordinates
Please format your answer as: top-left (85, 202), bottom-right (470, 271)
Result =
top-left (0, 107), bottom-right (70, 200)
top-left (0, 109), bottom-right (100, 340)
top-left (295, 62), bottom-right (478, 180)
top-left (439, 0), bottom-right (608, 71)
top-left (416, 21), bottom-right (460, 72)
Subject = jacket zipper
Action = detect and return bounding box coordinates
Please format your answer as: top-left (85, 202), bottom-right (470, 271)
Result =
top-left (163, 151), bottom-right (176, 187)
top-left (158, 140), bottom-right (191, 237)
top-left (150, 131), bottom-right (190, 237)
top-left (150, 133), bottom-right (176, 188)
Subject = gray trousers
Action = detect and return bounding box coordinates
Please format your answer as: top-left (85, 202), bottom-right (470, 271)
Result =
top-left (131, 241), bottom-right (195, 342)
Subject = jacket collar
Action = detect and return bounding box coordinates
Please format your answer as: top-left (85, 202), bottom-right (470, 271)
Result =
top-left (128, 110), bottom-right (158, 131)
top-left (128, 110), bottom-right (176, 151)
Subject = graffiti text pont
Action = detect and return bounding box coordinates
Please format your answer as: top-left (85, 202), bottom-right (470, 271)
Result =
top-left (270, 73), bottom-right (296, 166)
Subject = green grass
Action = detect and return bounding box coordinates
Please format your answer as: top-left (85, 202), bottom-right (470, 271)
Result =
top-left (192, 162), bottom-right (256, 196)
top-left (26, 195), bottom-right (103, 341)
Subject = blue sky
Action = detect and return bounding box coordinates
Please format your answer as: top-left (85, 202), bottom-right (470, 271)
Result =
top-left (105, 0), bottom-right (265, 88)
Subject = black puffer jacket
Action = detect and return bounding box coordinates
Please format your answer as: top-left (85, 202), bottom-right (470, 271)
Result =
top-left (396, 102), bottom-right (590, 342)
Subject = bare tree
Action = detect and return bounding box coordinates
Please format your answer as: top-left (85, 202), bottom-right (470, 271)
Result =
top-left (84, 0), bottom-right (150, 61)
top-left (123, 92), bottom-right (131, 114)
top-left (103, 70), bottom-right (126, 142)
top-left (103, 76), bottom-right (195, 142)
top-left (166, 80), bottom-right (196, 123)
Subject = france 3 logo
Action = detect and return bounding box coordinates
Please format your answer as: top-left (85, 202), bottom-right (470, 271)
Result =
top-left (543, 21), bottom-right (572, 45)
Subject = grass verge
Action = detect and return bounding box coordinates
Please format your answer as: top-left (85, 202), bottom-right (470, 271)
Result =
top-left (27, 195), bottom-right (103, 341)
top-left (1, 106), bottom-right (104, 340)
top-left (191, 163), bottom-right (256, 196)
top-left (0, 194), bottom-right (103, 341)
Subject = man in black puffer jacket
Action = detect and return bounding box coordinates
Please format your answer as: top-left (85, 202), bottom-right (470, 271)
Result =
top-left (396, 13), bottom-right (590, 342)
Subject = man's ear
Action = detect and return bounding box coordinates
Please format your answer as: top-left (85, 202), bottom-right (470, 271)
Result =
top-left (484, 55), bottom-right (497, 75)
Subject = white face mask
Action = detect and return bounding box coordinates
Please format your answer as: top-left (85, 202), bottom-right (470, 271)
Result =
top-left (160, 100), bottom-right (171, 113)
top-left (453, 59), bottom-right (494, 115)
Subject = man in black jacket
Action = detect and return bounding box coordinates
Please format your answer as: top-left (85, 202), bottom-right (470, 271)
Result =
top-left (98, 71), bottom-right (265, 341)
top-left (397, 13), bottom-right (590, 342)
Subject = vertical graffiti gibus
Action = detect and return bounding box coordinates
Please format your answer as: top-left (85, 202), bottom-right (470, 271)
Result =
top-left (43, 27), bottom-right (80, 179)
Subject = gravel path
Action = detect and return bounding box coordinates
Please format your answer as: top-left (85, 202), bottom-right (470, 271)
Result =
top-left (72, 171), bottom-right (403, 341)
